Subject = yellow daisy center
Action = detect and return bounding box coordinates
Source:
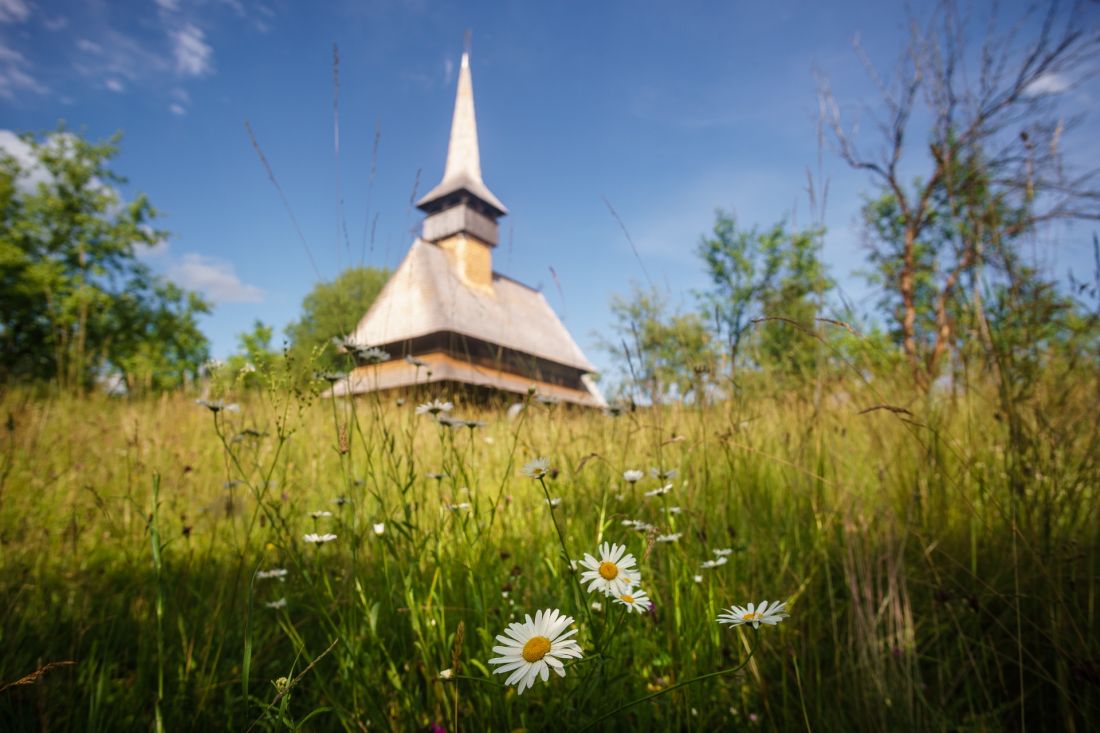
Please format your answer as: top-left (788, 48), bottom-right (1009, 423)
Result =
top-left (522, 635), bottom-right (552, 663)
top-left (622, 594), bottom-right (635, 604)
top-left (598, 561), bottom-right (619, 580)
top-left (743, 611), bottom-right (761, 621)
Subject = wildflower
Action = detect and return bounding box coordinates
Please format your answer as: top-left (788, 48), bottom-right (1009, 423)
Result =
top-left (546, 497), bottom-right (562, 507)
top-left (693, 574), bottom-right (704, 583)
top-left (416, 399), bottom-right (454, 416)
top-left (717, 600), bottom-right (789, 629)
top-left (650, 467), bottom-right (678, 481)
top-left (713, 548), bottom-right (734, 557)
top-left (317, 371), bottom-right (347, 383)
top-left (603, 404), bottom-right (626, 417)
top-left (425, 472), bottom-right (447, 480)
top-left (656, 533), bottom-right (682, 543)
top-left (356, 346), bottom-right (389, 364)
top-left (579, 542), bottom-right (641, 597)
top-left (521, 457), bottom-right (550, 480)
top-left (373, 522), bottom-right (386, 536)
top-left (463, 418), bottom-right (487, 429)
top-left (663, 506), bottom-right (683, 514)
top-left (447, 502), bottom-right (472, 511)
top-left (303, 533), bottom-right (337, 545)
top-left (621, 519), bottom-right (654, 532)
top-left (196, 399), bottom-right (239, 413)
top-left (616, 588), bottom-right (653, 614)
top-left (591, 601), bottom-right (603, 611)
top-left (405, 354), bottom-right (428, 368)
top-left (644, 484), bottom-right (673, 497)
top-left (310, 510), bottom-right (332, 519)
top-left (257, 568), bottom-right (288, 580)
top-left (273, 676), bottom-right (289, 692)
top-left (332, 496), bottom-right (350, 506)
top-left (622, 469), bottom-right (644, 483)
top-left (701, 557), bottom-right (728, 569)
top-left (439, 668), bottom-right (454, 680)
top-left (488, 608), bottom-right (583, 695)
top-left (265, 598), bottom-right (287, 609)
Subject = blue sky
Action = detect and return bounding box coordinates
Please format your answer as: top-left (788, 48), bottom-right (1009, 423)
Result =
top-left (2, 0), bottom-right (1098, 377)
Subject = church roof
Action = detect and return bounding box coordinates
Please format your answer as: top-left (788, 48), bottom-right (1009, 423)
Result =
top-left (350, 239), bottom-right (596, 373)
top-left (415, 51), bottom-right (507, 216)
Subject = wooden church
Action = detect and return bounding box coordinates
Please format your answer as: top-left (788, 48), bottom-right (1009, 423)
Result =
top-left (335, 51), bottom-right (605, 407)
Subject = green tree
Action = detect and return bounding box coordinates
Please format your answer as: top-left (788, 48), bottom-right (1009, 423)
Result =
top-left (0, 127), bottom-right (210, 392)
top-left (285, 266), bottom-right (390, 371)
top-left (604, 283), bottom-right (716, 405)
top-left (696, 210), bottom-right (831, 377)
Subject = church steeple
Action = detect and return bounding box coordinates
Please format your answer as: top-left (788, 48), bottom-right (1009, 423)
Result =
top-left (417, 48), bottom-right (507, 255)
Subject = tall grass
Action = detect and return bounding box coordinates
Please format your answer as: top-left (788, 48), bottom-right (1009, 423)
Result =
top-left (0, 364), bottom-right (1098, 730)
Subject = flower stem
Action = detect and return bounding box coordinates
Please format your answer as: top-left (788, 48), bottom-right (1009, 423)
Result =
top-left (578, 631), bottom-right (760, 732)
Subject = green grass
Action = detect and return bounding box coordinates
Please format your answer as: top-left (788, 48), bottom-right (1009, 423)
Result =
top-left (0, 369), bottom-right (1097, 731)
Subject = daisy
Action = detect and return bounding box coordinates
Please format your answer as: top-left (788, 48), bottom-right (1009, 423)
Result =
top-left (310, 510), bottom-right (332, 519)
top-left (693, 575), bottom-right (704, 583)
top-left (332, 496), bottom-right (350, 506)
top-left (701, 557), bottom-right (728, 569)
top-left (663, 506), bottom-right (683, 514)
top-left (405, 355), bottom-right (428, 368)
top-left (579, 542), bottom-right (641, 597)
top-left (622, 469), bottom-right (644, 483)
top-left (488, 608), bottom-right (583, 695)
top-left (373, 522), bottom-right (386, 535)
top-left (718, 600), bottom-right (789, 629)
top-left (438, 668), bottom-right (454, 680)
top-left (357, 346), bottom-right (389, 364)
top-left (616, 588), bottom-right (653, 614)
top-left (650, 467), bottom-right (678, 481)
top-left (303, 533), bottom-right (337, 545)
top-left (546, 497), bottom-right (562, 507)
top-left (317, 371), bottom-right (347, 383)
top-left (447, 502), bottom-right (472, 511)
top-left (521, 457), bottom-right (550, 480)
top-left (656, 533), bottom-right (682, 543)
top-left (713, 548), bottom-right (734, 557)
top-left (265, 598), bottom-right (287, 609)
top-left (644, 484), bottom-right (673, 497)
top-left (416, 399), bottom-right (454, 416)
top-left (256, 568), bottom-right (288, 580)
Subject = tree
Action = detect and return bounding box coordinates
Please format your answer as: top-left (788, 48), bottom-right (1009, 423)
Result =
top-left (285, 266), bottom-right (390, 371)
top-left (696, 210), bottom-right (832, 377)
top-left (819, 0), bottom-right (1100, 388)
top-left (604, 283), bottom-right (716, 405)
top-left (0, 127), bottom-right (210, 392)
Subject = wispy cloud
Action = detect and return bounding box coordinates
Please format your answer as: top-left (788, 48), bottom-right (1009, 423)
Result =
top-left (169, 254), bottom-right (264, 303)
top-left (105, 78), bottom-right (124, 93)
top-left (170, 23), bottom-right (213, 77)
top-left (0, 0), bottom-right (30, 24)
top-left (1025, 72), bottom-right (1070, 96)
top-left (0, 42), bottom-right (45, 99)
top-left (169, 102), bottom-right (186, 116)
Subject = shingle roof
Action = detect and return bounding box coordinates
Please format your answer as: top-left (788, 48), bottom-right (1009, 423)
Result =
top-left (350, 239), bottom-right (597, 373)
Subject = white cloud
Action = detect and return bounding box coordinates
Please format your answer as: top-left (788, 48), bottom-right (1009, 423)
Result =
top-left (155, 0), bottom-right (180, 11)
top-left (76, 38), bottom-right (103, 54)
top-left (171, 23), bottom-right (213, 77)
top-left (0, 0), bottom-right (30, 24)
top-left (169, 254), bottom-right (264, 303)
top-left (1026, 73), bottom-right (1070, 96)
top-left (105, 78), bottom-right (124, 93)
top-left (169, 102), bottom-right (186, 115)
top-left (0, 42), bottom-right (45, 98)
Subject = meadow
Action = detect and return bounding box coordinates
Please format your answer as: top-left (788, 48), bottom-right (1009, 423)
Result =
top-left (1, 362), bottom-right (1098, 732)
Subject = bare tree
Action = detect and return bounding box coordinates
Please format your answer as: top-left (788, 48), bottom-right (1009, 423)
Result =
top-left (818, 0), bottom-right (1100, 388)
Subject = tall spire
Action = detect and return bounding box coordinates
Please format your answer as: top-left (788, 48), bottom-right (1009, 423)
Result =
top-left (416, 48), bottom-right (507, 217)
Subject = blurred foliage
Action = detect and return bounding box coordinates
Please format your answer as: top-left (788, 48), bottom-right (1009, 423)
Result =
top-left (0, 127), bottom-right (210, 393)
top-left (285, 266), bottom-right (390, 372)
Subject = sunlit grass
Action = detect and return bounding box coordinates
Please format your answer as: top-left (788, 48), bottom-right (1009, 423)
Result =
top-left (1, 367), bottom-right (1098, 730)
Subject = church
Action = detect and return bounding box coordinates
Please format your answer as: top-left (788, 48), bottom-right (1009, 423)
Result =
top-left (335, 50), bottom-right (605, 407)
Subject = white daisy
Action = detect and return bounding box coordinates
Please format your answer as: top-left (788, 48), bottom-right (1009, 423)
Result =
top-left (620, 519), bottom-right (654, 532)
top-left (265, 597), bottom-right (287, 609)
top-left (521, 457), bottom-right (550, 480)
top-left (713, 548), bottom-right (734, 557)
top-left (439, 668), bottom-right (454, 680)
top-left (644, 483), bottom-right (673, 497)
top-left (615, 588), bottom-right (653, 614)
top-left (656, 533), bottom-right (681, 543)
top-left (717, 600), bottom-right (789, 629)
top-left (663, 506), bottom-right (683, 514)
top-left (579, 542), bottom-right (641, 597)
top-left (372, 522), bottom-right (386, 536)
top-left (447, 502), bottom-right (471, 511)
top-left (488, 609), bottom-right (583, 695)
top-left (256, 568), bottom-right (288, 580)
top-left (303, 533), bottom-right (337, 545)
top-left (405, 355), bottom-right (428, 368)
top-left (693, 574), bottom-right (704, 583)
top-left (546, 497), bottom-right (562, 507)
top-left (357, 346), bottom-right (389, 364)
top-left (416, 399), bottom-right (454, 416)
top-left (701, 557), bottom-right (728, 569)
top-left (622, 469), bottom-right (644, 483)
top-left (650, 467), bottom-right (678, 481)
top-left (310, 510), bottom-right (332, 519)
